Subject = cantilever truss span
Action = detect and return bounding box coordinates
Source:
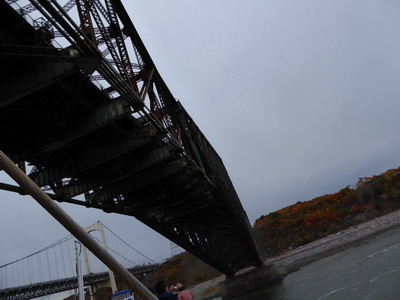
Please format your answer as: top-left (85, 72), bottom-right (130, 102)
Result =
top-left (0, 0), bottom-right (265, 275)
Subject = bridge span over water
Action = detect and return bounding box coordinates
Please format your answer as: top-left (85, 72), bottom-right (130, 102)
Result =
top-left (0, 0), bottom-right (265, 276)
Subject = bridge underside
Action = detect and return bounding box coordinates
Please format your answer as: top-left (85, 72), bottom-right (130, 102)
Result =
top-left (0, 0), bottom-right (265, 276)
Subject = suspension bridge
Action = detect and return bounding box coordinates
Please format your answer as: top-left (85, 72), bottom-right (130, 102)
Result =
top-left (0, 0), bottom-right (266, 286)
top-left (0, 221), bottom-right (159, 299)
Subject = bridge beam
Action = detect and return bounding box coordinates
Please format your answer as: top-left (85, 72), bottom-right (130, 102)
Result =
top-left (36, 97), bottom-right (136, 154)
top-left (49, 142), bottom-right (178, 201)
top-left (29, 130), bottom-right (159, 187)
top-left (0, 61), bottom-right (78, 109)
top-left (87, 159), bottom-right (188, 205)
top-left (0, 74), bottom-right (134, 164)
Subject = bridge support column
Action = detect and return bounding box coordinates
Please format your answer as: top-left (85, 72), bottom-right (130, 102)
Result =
top-left (83, 222), bottom-right (118, 295)
top-left (75, 241), bottom-right (85, 300)
top-left (218, 264), bottom-right (282, 299)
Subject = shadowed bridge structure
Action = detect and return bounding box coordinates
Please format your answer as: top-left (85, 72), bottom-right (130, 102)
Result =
top-left (0, 0), bottom-right (265, 277)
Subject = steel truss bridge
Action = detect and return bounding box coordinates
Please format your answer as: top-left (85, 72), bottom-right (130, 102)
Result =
top-left (0, 0), bottom-right (265, 276)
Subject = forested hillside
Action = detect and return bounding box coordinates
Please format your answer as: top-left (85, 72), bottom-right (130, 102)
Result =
top-left (254, 167), bottom-right (400, 256)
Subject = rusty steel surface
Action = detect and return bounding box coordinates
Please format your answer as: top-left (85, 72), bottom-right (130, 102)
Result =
top-left (0, 0), bottom-right (265, 275)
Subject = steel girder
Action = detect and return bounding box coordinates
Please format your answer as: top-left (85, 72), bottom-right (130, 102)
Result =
top-left (50, 142), bottom-right (179, 201)
top-left (29, 130), bottom-right (158, 187)
top-left (0, 61), bottom-right (79, 109)
top-left (86, 159), bottom-right (188, 205)
top-left (0, 0), bottom-right (265, 276)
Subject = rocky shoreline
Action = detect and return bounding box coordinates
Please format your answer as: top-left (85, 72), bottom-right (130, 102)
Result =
top-left (190, 209), bottom-right (400, 299)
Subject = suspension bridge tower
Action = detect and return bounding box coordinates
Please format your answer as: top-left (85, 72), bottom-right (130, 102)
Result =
top-left (84, 221), bottom-right (118, 298)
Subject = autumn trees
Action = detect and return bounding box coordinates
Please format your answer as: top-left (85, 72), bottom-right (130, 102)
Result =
top-left (254, 167), bottom-right (400, 257)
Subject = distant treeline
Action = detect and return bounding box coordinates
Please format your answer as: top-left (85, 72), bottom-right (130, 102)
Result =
top-left (254, 167), bottom-right (400, 257)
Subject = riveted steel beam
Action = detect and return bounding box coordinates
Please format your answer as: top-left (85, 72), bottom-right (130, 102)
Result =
top-left (36, 98), bottom-right (138, 155)
top-left (127, 169), bottom-right (205, 208)
top-left (86, 159), bottom-right (188, 205)
top-left (0, 61), bottom-right (78, 109)
top-left (29, 130), bottom-right (159, 187)
top-left (52, 142), bottom-right (178, 199)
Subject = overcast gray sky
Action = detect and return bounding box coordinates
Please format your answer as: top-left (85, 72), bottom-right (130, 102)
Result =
top-left (2, 0), bottom-right (400, 268)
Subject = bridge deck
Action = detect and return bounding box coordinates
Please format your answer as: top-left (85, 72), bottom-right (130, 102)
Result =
top-left (0, 264), bottom-right (158, 300)
top-left (0, 0), bottom-right (265, 276)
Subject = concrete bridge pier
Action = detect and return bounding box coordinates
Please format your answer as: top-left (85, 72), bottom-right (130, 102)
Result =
top-left (218, 264), bottom-right (283, 300)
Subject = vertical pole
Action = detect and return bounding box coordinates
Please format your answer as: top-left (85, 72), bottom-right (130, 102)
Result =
top-left (75, 241), bottom-right (85, 300)
top-left (82, 245), bottom-right (95, 300)
top-left (0, 151), bottom-right (158, 300)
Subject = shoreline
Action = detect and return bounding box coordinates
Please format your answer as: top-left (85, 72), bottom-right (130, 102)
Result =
top-left (191, 209), bottom-right (400, 299)
top-left (271, 209), bottom-right (400, 274)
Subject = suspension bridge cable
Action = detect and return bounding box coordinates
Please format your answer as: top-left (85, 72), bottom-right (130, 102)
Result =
top-left (46, 249), bottom-right (51, 279)
top-left (88, 233), bottom-right (139, 267)
top-left (0, 234), bottom-right (73, 268)
top-left (66, 240), bottom-right (72, 276)
top-left (103, 224), bottom-right (157, 263)
top-left (53, 246), bottom-right (60, 280)
top-left (61, 242), bottom-right (66, 278)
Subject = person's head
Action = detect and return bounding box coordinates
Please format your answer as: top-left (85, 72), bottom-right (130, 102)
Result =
top-left (155, 280), bottom-right (168, 295)
top-left (168, 285), bottom-right (176, 293)
top-left (178, 290), bottom-right (193, 300)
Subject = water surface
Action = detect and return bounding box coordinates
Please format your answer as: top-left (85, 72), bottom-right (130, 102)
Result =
top-left (220, 227), bottom-right (400, 299)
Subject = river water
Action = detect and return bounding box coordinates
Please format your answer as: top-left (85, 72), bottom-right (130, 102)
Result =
top-left (216, 226), bottom-right (400, 300)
